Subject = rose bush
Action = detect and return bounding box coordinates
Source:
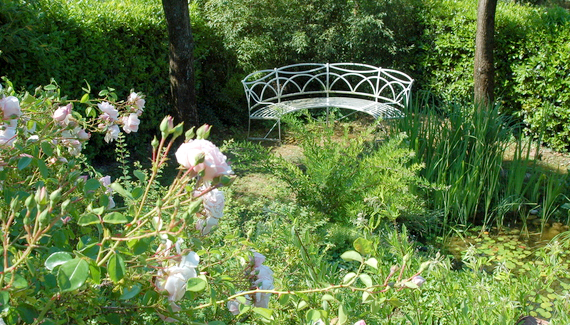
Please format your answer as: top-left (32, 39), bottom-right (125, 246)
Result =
top-left (0, 79), bottom-right (428, 324)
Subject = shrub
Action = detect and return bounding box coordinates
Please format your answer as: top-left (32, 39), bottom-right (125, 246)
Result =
top-left (197, 0), bottom-right (425, 72)
top-left (270, 114), bottom-right (427, 225)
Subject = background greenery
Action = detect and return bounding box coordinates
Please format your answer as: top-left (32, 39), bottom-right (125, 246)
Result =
top-left (2, 0), bottom-right (570, 152)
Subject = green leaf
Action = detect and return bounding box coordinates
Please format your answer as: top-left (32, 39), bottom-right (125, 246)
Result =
top-left (131, 237), bottom-right (153, 255)
top-left (110, 182), bottom-right (133, 200)
top-left (89, 263), bottom-right (101, 285)
top-left (77, 213), bottom-right (100, 226)
top-left (91, 205), bottom-right (106, 215)
top-left (187, 277), bottom-right (207, 292)
top-left (253, 307), bottom-right (273, 319)
top-left (359, 273), bottom-right (373, 287)
top-left (237, 304), bottom-right (251, 315)
top-left (362, 291), bottom-right (371, 303)
top-left (107, 254), bottom-right (126, 283)
top-left (85, 106), bottom-right (95, 118)
top-left (40, 141), bottom-right (54, 156)
top-left (278, 294), bottom-right (290, 305)
top-left (131, 187), bottom-right (143, 199)
top-left (103, 212), bottom-right (128, 224)
top-left (17, 303), bottom-right (39, 323)
top-left (21, 93), bottom-right (36, 104)
top-left (142, 290), bottom-right (159, 305)
top-left (84, 178), bottom-right (101, 192)
top-left (17, 156), bottom-right (32, 170)
top-left (45, 252), bottom-right (73, 271)
top-left (133, 170), bottom-right (146, 182)
top-left (296, 300), bottom-right (308, 310)
top-left (403, 281), bottom-right (419, 289)
top-left (321, 294), bottom-right (336, 302)
top-left (80, 93), bottom-right (90, 103)
top-left (353, 237), bottom-right (373, 255)
top-left (340, 250), bottom-right (362, 263)
top-left (36, 158), bottom-right (49, 178)
top-left (306, 309), bottom-right (321, 322)
top-left (388, 297), bottom-right (403, 307)
top-left (6, 273), bottom-right (28, 289)
top-left (187, 199), bottom-right (203, 214)
top-left (343, 272), bottom-right (357, 285)
top-left (120, 284), bottom-right (141, 300)
top-left (57, 258), bottom-right (89, 292)
top-left (338, 304), bottom-right (348, 325)
top-left (0, 291), bottom-right (9, 312)
top-left (364, 257), bottom-right (379, 269)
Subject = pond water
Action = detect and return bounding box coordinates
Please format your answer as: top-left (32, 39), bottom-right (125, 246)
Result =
top-left (445, 222), bottom-right (570, 320)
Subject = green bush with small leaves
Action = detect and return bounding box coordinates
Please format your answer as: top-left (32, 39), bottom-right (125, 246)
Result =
top-left (270, 114), bottom-right (427, 225)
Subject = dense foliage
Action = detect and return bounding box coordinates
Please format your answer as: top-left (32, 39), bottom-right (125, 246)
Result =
top-left (271, 114), bottom-right (426, 224)
top-left (0, 0), bottom-right (169, 157)
top-left (420, 0), bottom-right (570, 151)
top-left (3, 0), bottom-right (570, 150)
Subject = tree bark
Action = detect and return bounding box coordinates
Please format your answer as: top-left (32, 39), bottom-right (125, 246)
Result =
top-left (162, 0), bottom-right (199, 127)
top-left (473, 0), bottom-right (497, 108)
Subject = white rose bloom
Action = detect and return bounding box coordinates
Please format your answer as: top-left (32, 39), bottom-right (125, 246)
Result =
top-left (122, 113), bottom-right (140, 133)
top-left (155, 250), bottom-right (200, 302)
top-left (104, 124), bottom-right (120, 143)
top-left (0, 123), bottom-right (17, 146)
top-left (203, 188), bottom-right (225, 220)
top-left (98, 102), bottom-right (118, 121)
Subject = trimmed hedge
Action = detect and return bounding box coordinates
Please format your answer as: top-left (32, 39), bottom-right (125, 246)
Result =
top-left (1, 0), bottom-right (169, 159)
top-left (0, 0), bottom-right (242, 160)
top-left (510, 6), bottom-right (570, 151)
top-left (417, 0), bottom-right (570, 151)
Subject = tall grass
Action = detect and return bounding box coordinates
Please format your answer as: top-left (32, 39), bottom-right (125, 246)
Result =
top-left (392, 93), bottom-right (567, 233)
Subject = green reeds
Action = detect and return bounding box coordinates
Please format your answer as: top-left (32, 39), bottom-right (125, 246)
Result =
top-left (394, 95), bottom-right (509, 229)
top-left (392, 93), bottom-right (564, 233)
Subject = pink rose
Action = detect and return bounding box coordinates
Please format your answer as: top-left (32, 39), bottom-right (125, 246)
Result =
top-left (175, 139), bottom-right (232, 181)
top-left (410, 275), bottom-right (426, 287)
top-left (128, 92), bottom-right (145, 111)
top-left (252, 265), bottom-right (274, 308)
top-left (0, 96), bottom-right (21, 120)
top-left (227, 292), bottom-right (251, 315)
top-left (196, 214), bottom-right (220, 235)
top-left (53, 103), bottom-right (72, 123)
top-left (227, 300), bottom-right (240, 315)
top-left (122, 113), bottom-right (140, 133)
top-left (354, 321), bottom-right (367, 325)
top-left (76, 128), bottom-right (90, 140)
top-left (99, 175), bottom-right (112, 191)
top-left (62, 139), bottom-right (82, 156)
top-left (98, 102), bottom-right (118, 121)
top-left (252, 252), bottom-right (266, 268)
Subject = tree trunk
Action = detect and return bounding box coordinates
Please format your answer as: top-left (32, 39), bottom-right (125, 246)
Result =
top-left (473, 0), bottom-right (497, 108)
top-left (162, 0), bottom-right (199, 127)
